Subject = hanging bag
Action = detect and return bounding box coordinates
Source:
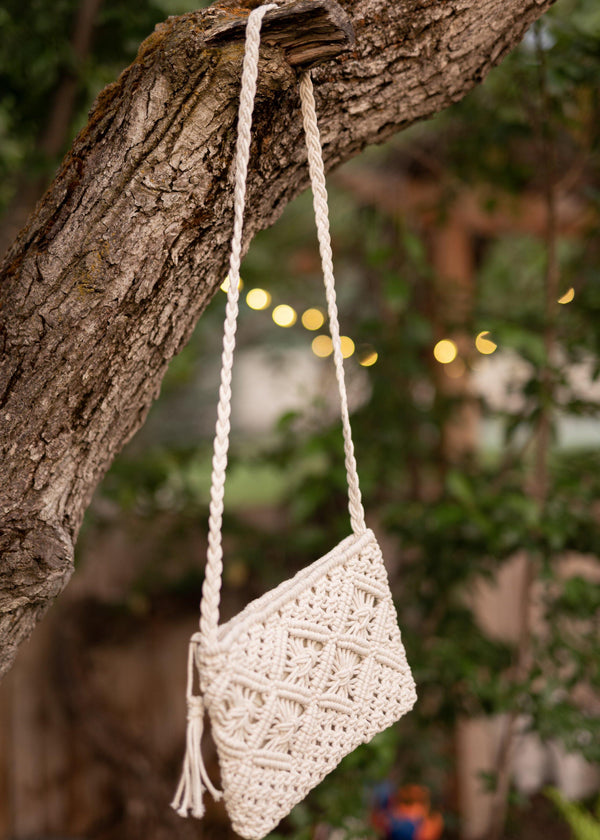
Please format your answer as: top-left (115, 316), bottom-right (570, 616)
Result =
top-left (172, 6), bottom-right (417, 838)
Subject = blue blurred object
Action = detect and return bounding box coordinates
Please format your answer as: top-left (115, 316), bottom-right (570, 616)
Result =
top-left (388, 815), bottom-right (421, 839)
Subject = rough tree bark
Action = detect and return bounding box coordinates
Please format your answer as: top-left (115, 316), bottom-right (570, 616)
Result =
top-left (0, 0), bottom-right (555, 678)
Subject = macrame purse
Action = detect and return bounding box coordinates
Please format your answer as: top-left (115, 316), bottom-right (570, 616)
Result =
top-left (172, 6), bottom-right (417, 838)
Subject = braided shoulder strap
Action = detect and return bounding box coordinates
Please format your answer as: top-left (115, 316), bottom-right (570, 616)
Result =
top-left (200, 4), bottom-right (366, 651)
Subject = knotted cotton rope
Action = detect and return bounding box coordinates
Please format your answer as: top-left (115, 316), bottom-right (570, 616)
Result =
top-left (172, 9), bottom-right (416, 830)
top-left (298, 71), bottom-right (366, 537)
top-left (172, 9), bottom-right (277, 814)
top-left (200, 4), bottom-right (366, 651)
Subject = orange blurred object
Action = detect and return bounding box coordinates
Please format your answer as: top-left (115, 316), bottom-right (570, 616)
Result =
top-left (371, 783), bottom-right (444, 840)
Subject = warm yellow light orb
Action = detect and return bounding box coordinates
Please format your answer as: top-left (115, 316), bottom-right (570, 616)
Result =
top-left (301, 308), bottom-right (325, 330)
top-left (445, 358), bottom-right (467, 379)
top-left (246, 288), bottom-right (271, 310)
top-left (558, 287), bottom-right (575, 304)
top-left (221, 274), bottom-right (243, 293)
top-left (433, 339), bottom-right (458, 364)
top-left (359, 350), bottom-right (378, 367)
top-left (358, 344), bottom-right (378, 367)
top-left (475, 331), bottom-right (497, 355)
top-left (272, 304), bottom-right (297, 327)
top-left (340, 336), bottom-right (355, 358)
top-left (312, 335), bottom-right (333, 357)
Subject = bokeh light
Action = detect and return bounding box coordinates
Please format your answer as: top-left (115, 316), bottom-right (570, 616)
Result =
top-left (359, 349), bottom-right (378, 367)
top-left (246, 288), bottom-right (271, 310)
top-left (220, 274), bottom-right (243, 293)
top-left (312, 335), bottom-right (333, 357)
top-left (272, 304), bottom-right (297, 327)
top-left (301, 308), bottom-right (325, 330)
top-left (340, 336), bottom-right (355, 358)
top-left (445, 358), bottom-right (467, 379)
top-left (558, 287), bottom-right (575, 304)
top-left (475, 331), bottom-right (497, 355)
top-left (433, 339), bottom-right (458, 364)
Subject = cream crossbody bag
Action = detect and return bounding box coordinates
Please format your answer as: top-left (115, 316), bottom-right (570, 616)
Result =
top-left (171, 6), bottom-right (417, 838)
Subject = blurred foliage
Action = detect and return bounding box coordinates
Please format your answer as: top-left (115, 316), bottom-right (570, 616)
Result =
top-left (0, 0), bottom-right (211, 208)
top-left (546, 788), bottom-right (600, 840)
top-left (2, 0), bottom-right (600, 837)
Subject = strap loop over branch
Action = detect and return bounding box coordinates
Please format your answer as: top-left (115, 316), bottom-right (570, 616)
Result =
top-left (200, 4), bottom-right (366, 649)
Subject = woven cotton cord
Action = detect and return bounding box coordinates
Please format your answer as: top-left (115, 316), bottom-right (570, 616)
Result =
top-left (200, 10), bottom-right (366, 648)
top-left (172, 5), bottom-right (276, 820)
top-left (200, 3), bottom-right (278, 648)
top-left (298, 71), bottom-right (366, 536)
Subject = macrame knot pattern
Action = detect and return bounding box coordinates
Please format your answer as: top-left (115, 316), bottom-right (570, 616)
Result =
top-left (217, 683), bottom-right (264, 741)
top-left (195, 530), bottom-right (416, 839)
top-left (284, 637), bottom-right (320, 680)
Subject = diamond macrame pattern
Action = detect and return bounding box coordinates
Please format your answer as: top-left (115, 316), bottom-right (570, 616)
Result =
top-left (197, 530), bottom-right (417, 840)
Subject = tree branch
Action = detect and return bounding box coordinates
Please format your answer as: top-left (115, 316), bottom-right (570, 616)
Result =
top-left (0, 0), bottom-right (556, 678)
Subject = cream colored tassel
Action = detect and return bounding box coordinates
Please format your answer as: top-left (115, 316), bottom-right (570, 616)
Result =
top-left (172, 644), bottom-right (222, 818)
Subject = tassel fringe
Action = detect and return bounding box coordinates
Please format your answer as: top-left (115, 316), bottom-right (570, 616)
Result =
top-left (172, 643), bottom-right (223, 819)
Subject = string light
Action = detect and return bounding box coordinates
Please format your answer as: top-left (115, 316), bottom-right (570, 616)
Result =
top-left (558, 287), bottom-right (575, 304)
top-left (272, 304), bottom-right (297, 327)
top-left (246, 288), bottom-right (271, 310)
top-left (359, 349), bottom-right (378, 367)
top-left (475, 331), bottom-right (497, 355)
top-left (221, 274), bottom-right (244, 293)
top-left (340, 336), bottom-right (355, 358)
top-left (311, 335), bottom-right (355, 359)
top-left (433, 339), bottom-right (458, 364)
top-left (301, 308), bottom-right (325, 330)
top-left (445, 358), bottom-right (466, 379)
top-left (312, 335), bottom-right (333, 357)
top-left (358, 344), bottom-right (378, 367)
